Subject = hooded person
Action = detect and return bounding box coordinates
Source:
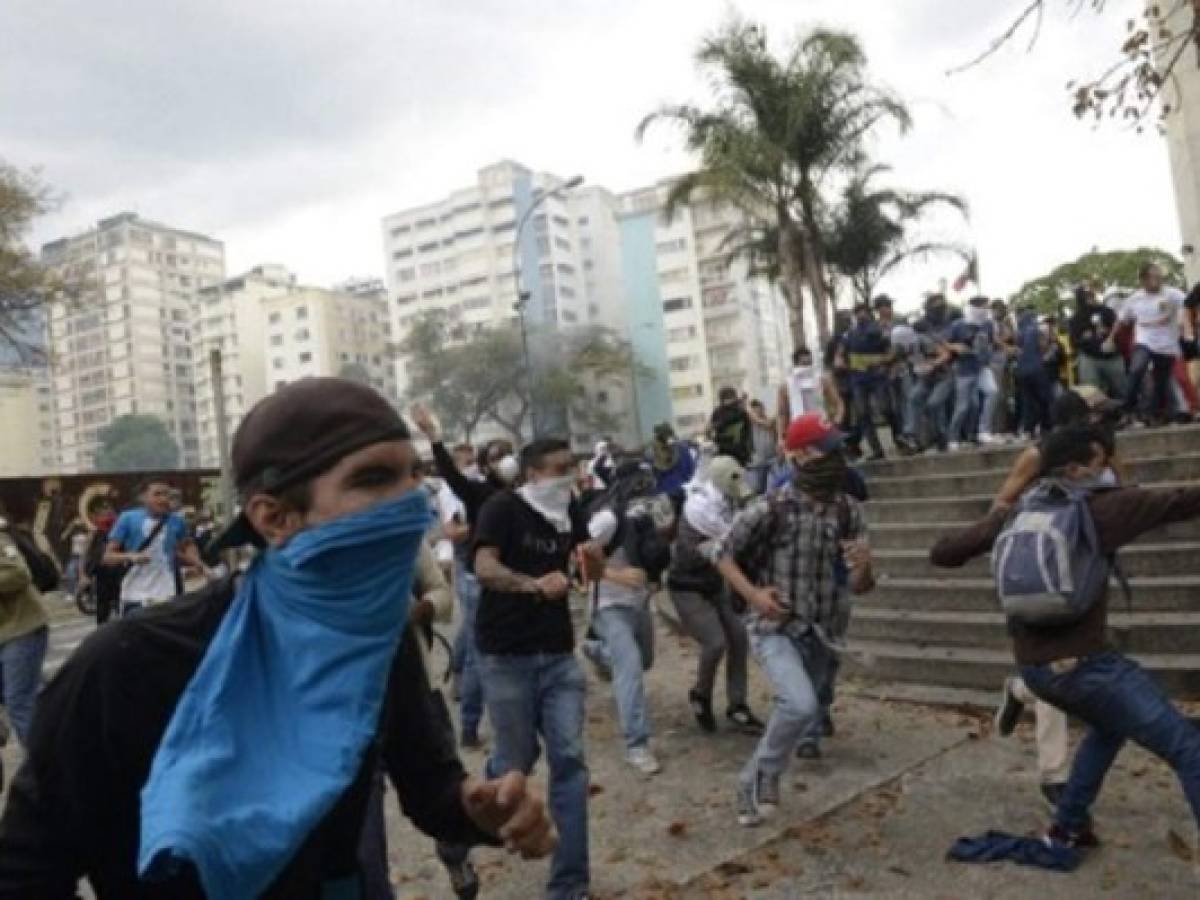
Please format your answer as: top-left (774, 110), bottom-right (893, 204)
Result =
top-left (667, 456), bottom-right (765, 736)
top-left (649, 423), bottom-right (697, 505)
top-left (0, 378), bottom-right (556, 899)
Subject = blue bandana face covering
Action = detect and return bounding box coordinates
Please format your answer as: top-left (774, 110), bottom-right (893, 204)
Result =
top-left (139, 489), bottom-right (431, 900)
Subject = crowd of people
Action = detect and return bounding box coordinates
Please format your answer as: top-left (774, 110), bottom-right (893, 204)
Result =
top-left (765, 262), bottom-right (1200, 461)
top-left (0, 261), bottom-right (1198, 896)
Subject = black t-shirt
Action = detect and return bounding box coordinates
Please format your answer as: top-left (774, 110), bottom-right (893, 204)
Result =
top-left (0, 579), bottom-right (491, 899)
top-left (473, 491), bottom-right (585, 656)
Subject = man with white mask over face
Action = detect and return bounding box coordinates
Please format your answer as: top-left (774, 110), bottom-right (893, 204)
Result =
top-left (474, 438), bottom-right (605, 900)
top-left (946, 295), bottom-right (997, 448)
top-left (412, 404), bottom-right (517, 751)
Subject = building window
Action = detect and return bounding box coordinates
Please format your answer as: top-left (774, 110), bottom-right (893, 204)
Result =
top-left (668, 325), bottom-right (698, 342)
top-left (672, 384), bottom-right (705, 401)
top-left (299, 351), bottom-right (313, 364)
top-left (397, 267), bottom-right (416, 282)
top-left (270, 334), bottom-right (283, 346)
top-left (272, 358), bottom-right (284, 370)
top-left (295, 328), bottom-right (310, 341)
top-left (668, 355), bottom-right (699, 372)
top-left (656, 238), bottom-right (687, 254)
top-left (663, 296), bottom-right (693, 313)
top-left (296, 306), bottom-right (308, 319)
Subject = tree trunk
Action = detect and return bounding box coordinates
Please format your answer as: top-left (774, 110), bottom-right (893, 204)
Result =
top-left (798, 230), bottom-right (830, 346)
top-left (776, 224), bottom-right (809, 353)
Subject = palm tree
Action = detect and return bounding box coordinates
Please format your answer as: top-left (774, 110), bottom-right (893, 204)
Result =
top-left (825, 164), bottom-right (970, 305)
top-left (637, 18), bottom-right (910, 345)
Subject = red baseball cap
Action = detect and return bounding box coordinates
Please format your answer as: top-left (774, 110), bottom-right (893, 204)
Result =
top-left (785, 413), bottom-right (844, 453)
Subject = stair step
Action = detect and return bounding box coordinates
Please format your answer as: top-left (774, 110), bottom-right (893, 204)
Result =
top-left (868, 453), bottom-right (1200, 501)
top-left (870, 519), bottom-right (1200, 550)
top-left (868, 479), bottom-right (1196, 524)
top-left (845, 639), bottom-right (1200, 696)
top-left (860, 424), bottom-right (1200, 477)
top-left (874, 541), bottom-right (1200, 579)
top-left (859, 575), bottom-right (1200, 612)
top-left (849, 608), bottom-right (1200, 654)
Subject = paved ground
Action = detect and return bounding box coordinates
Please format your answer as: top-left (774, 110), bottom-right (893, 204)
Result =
top-left (4, 604), bottom-right (1199, 898)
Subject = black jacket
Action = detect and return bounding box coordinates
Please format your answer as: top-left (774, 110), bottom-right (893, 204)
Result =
top-left (709, 404), bottom-right (753, 466)
top-left (0, 578), bottom-right (492, 899)
top-left (1068, 303), bottom-right (1119, 359)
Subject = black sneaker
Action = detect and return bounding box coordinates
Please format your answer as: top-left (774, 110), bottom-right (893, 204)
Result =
top-left (796, 740), bottom-right (822, 760)
top-left (726, 704), bottom-right (765, 735)
top-left (437, 846), bottom-right (480, 900)
top-left (1040, 782), bottom-right (1066, 810)
top-left (994, 677), bottom-right (1024, 738)
top-left (689, 689), bottom-right (717, 733)
top-left (1046, 821), bottom-right (1100, 849)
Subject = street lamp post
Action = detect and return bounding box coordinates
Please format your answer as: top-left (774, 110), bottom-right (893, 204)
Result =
top-left (511, 174), bottom-right (584, 440)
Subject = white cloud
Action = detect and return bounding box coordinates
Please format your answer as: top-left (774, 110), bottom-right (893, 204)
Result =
top-left (4, 0), bottom-right (1181, 307)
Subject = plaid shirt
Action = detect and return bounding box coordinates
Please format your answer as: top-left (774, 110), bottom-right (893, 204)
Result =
top-left (718, 484), bottom-right (866, 636)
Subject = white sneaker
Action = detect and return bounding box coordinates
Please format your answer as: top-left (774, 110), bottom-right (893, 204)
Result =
top-left (947, 442), bottom-right (963, 452)
top-left (626, 746), bottom-right (661, 776)
top-left (979, 432), bottom-right (999, 445)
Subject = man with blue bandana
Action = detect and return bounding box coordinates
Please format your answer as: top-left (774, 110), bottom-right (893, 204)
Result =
top-left (0, 377), bottom-right (557, 899)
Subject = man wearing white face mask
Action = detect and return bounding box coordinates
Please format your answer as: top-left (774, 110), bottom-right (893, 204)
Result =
top-left (474, 438), bottom-right (604, 900)
top-left (412, 404), bottom-right (517, 751)
top-left (946, 296), bottom-right (997, 449)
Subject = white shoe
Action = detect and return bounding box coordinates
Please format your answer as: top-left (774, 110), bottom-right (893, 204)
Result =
top-left (947, 442), bottom-right (963, 452)
top-left (626, 746), bottom-right (661, 776)
top-left (979, 432), bottom-right (1000, 445)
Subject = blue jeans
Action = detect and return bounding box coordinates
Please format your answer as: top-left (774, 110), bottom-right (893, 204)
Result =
top-left (453, 561), bottom-right (484, 739)
top-left (1020, 652), bottom-right (1200, 831)
top-left (592, 604), bottom-right (654, 752)
top-left (907, 375), bottom-right (952, 447)
top-left (948, 373), bottom-right (980, 443)
top-left (742, 632), bottom-right (819, 784)
top-left (0, 626), bottom-right (48, 745)
top-left (481, 653), bottom-right (589, 899)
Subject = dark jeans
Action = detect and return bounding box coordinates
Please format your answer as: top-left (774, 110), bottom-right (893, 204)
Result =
top-left (357, 767), bottom-right (394, 900)
top-left (1016, 370), bottom-right (1054, 436)
top-left (1020, 651), bottom-right (1200, 831)
top-left (851, 376), bottom-right (898, 456)
top-left (1124, 345), bottom-right (1176, 420)
top-left (0, 626), bottom-right (48, 745)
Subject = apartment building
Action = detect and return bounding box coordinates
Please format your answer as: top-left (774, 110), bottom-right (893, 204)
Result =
top-left (618, 182), bottom-right (792, 439)
top-left (193, 264), bottom-right (295, 467)
top-left (42, 213), bottom-right (225, 472)
top-left (261, 284), bottom-right (396, 400)
top-left (0, 368), bottom-right (58, 476)
top-left (381, 161), bottom-right (792, 446)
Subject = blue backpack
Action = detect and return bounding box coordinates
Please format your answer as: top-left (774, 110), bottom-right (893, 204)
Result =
top-left (991, 480), bottom-right (1121, 626)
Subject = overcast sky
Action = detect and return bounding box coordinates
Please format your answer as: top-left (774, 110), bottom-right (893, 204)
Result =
top-left (3, 0), bottom-right (1183, 309)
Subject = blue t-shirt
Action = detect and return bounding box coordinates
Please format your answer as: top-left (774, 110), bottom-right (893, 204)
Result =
top-left (1016, 316), bottom-right (1043, 375)
top-left (109, 508), bottom-right (190, 603)
top-left (948, 319), bottom-right (992, 377)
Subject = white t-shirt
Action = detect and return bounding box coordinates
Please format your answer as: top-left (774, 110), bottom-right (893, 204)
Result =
top-left (1121, 287), bottom-right (1185, 356)
top-left (588, 510), bottom-right (649, 610)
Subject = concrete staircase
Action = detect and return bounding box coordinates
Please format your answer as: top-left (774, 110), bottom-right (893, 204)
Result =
top-left (853, 425), bottom-right (1200, 700)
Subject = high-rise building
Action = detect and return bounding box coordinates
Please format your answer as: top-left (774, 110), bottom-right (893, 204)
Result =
top-left (193, 264), bottom-right (295, 467)
top-left (261, 284), bottom-right (396, 400)
top-left (0, 368), bottom-right (58, 476)
top-left (381, 161), bottom-right (793, 446)
top-left (42, 213), bottom-right (225, 473)
top-left (617, 181), bottom-right (792, 439)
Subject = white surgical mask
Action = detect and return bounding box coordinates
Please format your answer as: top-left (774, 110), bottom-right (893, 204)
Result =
top-left (967, 307), bottom-right (989, 325)
top-left (495, 455), bottom-right (520, 484)
top-left (519, 475), bottom-right (575, 532)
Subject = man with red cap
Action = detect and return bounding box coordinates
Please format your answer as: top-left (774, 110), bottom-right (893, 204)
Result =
top-left (716, 413), bottom-right (876, 828)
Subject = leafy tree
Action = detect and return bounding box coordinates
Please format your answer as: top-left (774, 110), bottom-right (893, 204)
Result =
top-left (638, 18), bottom-right (910, 345)
top-left (0, 162), bottom-right (70, 364)
top-left (1009, 247), bottom-right (1185, 314)
top-left (398, 313), bottom-right (649, 442)
top-left (824, 165), bottom-right (970, 305)
top-left (956, 1), bottom-right (1199, 129)
top-left (94, 414), bottom-right (181, 472)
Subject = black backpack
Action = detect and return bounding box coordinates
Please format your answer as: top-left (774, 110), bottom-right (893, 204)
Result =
top-left (8, 528), bottom-right (60, 593)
